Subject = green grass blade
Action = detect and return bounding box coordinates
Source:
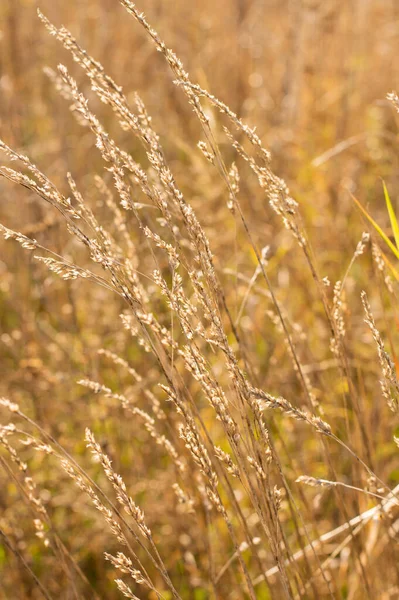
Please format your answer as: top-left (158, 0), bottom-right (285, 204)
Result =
top-left (380, 247), bottom-right (399, 281)
top-left (350, 192), bottom-right (399, 261)
top-left (382, 180), bottom-right (399, 251)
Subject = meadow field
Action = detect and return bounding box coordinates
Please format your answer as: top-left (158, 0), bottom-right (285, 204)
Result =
top-left (1, 1), bottom-right (399, 598)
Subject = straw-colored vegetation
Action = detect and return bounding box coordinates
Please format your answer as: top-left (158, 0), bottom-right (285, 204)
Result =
top-left (1, 1), bottom-right (399, 598)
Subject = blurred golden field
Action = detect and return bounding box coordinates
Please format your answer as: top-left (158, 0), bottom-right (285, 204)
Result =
top-left (1, 1), bottom-right (399, 598)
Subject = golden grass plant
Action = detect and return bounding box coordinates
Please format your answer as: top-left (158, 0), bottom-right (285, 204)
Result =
top-left (0, 1), bottom-right (399, 598)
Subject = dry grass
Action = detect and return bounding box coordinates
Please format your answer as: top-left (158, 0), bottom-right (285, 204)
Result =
top-left (1, 1), bottom-right (399, 598)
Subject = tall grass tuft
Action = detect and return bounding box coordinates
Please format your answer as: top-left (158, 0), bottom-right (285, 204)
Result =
top-left (0, 2), bottom-right (398, 599)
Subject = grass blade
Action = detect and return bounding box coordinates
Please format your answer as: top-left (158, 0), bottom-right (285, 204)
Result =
top-left (382, 180), bottom-right (399, 251)
top-left (350, 192), bottom-right (399, 261)
top-left (379, 246), bottom-right (399, 281)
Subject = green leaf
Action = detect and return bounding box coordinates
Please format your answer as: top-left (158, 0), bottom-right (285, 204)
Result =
top-left (382, 180), bottom-right (399, 251)
top-left (350, 192), bottom-right (399, 261)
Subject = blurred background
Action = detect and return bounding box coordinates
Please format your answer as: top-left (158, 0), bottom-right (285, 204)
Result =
top-left (1, 0), bottom-right (399, 598)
